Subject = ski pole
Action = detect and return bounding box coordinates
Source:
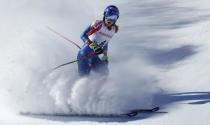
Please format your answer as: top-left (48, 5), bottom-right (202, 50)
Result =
top-left (52, 59), bottom-right (79, 71)
top-left (47, 26), bottom-right (81, 49)
top-left (51, 51), bottom-right (96, 72)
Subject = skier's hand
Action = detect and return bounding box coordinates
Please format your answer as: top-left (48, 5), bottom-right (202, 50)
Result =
top-left (101, 55), bottom-right (109, 64)
top-left (101, 55), bottom-right (108, 61)
top-left (88, 41), bottom-right (103, 55)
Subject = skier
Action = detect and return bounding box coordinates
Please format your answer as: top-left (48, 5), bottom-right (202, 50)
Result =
top-left (77, 5), bottom-right (120, 76)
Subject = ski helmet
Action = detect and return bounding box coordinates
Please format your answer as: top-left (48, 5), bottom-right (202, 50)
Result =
top-left (103, 5), bottom-right (119, 22)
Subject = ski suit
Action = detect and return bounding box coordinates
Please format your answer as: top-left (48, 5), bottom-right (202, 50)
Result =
top-left (77, 20), bottom-right (118, 76)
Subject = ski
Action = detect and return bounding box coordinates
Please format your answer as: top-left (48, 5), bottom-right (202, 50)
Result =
top-left (20, 107), bottom-right (159, 118)
top-left (123, 106), bottom-right (159, 117)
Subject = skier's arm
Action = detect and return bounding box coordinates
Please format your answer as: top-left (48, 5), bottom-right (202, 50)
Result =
top-left (103, 44), bottom-right (108, 55)
top-left (80, 20), bottom-right (102, 44)
top-left (80, 25), bottom-right (92, 44)
top-left (101, 44), bottom-right (108, 62)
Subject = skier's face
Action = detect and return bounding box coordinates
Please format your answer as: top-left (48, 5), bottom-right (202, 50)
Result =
top-left (105, 18), bottom-right (115, 27)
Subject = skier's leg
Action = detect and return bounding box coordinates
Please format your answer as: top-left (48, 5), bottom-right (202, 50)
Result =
top-left (77, 46), bottom-right (92, 76)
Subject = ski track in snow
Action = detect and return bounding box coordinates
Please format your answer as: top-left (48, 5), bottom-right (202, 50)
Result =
top-left (0, 0), bottom-right (210, 125)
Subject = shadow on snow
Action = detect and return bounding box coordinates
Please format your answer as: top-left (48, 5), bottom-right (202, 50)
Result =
top-left (154, 91), bottom-right (210, 107)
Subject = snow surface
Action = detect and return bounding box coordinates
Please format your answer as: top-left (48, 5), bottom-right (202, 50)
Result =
top-left (0, 0), bottom-right (210, 125)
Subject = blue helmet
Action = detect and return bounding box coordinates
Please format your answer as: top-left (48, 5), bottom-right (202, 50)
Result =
top-left (104, 5), bottom-right (119, 21)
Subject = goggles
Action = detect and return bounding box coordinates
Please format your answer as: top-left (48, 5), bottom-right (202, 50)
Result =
top-left (105, 15), bottom-right (118, 21)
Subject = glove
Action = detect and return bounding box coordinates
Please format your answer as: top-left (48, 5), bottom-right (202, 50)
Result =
top-left (101, 55), bottom-right (108, 61)
top-left (101, 55), bottom-right (109, 64)
top-left (88, 42), bottom-right (103, 55)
